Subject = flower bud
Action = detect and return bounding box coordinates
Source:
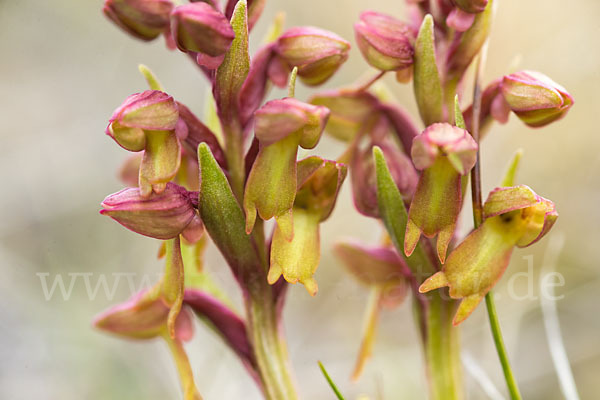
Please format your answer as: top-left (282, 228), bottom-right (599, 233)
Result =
top-left (106, 91), bottom-right (184, 197)
top-left (354, 11), bottom-right (414, 72)
top-left (411, 123), bottom-right (478, 175)
top-left (334, 241), bottom-right (409, 287)
top-left (244, 99), bottom-right (330, 238)
top-left (94, 285), bottom-right (193, 341)
top-left (103, 0), bottom-right (173, 41)
top-left (500, 70), bottom-right (574, 127)
top-left (452, 0), bottom-right (488, 13)
top-left (100, 182), bottom-right (199, 240)
top-left (405, 123), bottom-right (478, 263)
top-left (310, 89), bottom-right (381, 141)
top-left (107, 90), bottom-right (179, 151)
top-left (275, 27), bottom-right (350, 86)
top-left (419, 185), bottom-right (557, 325)
top-left (351, 130), bottom-right (417, 218)
top-left (253, 98), bottom-right (329, 147)
top-left (171, 3), bottom-right (235, 69)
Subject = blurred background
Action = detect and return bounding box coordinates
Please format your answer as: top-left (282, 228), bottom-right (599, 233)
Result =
top-left (1, 0), bottom-right (599, 399)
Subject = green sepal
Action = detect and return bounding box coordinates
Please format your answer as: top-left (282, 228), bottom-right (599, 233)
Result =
top-left (294, 156), bottom-right (347, 222)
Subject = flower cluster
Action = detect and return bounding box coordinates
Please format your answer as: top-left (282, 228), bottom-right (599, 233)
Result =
top-left (95, 0), bottom-right (574, 399)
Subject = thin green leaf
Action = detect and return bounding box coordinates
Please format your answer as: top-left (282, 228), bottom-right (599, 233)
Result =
top-left (500, 149), bottom-right (523, 187)
top-left (215, 0), bottom-right (250, 122)
top-left (413, 14), bottom-right (443, 126)
top-left (373, 146), bottom-right (435, 274)
top-left (197, 143), bottom-right (262, 281)
top-left (318, 361), bottom-right (345, 400)
top-left (454, 95), bottom-right (466, 129)
top-left (261, 11), bottom-right (285, 44)
top-left (288, 66), bottom-right (298, 98)
top-left (138, 64), bottom-right (164, 91)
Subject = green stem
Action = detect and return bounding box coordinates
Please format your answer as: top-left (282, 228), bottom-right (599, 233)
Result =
top-left (246, 283), bottom-right (299, 400)
top-left (220, 95), bottom-right (298, 398)
top-left (485, 292), bottom-right (522, 400)
top-left (223, 120), bottom-right (246, 202)
top-left (470, 44), bottom-right (522, 400)
top-left (443, 77), bottom-right (459, 125)
top-left (416, 292), bottom-right (463, 400)
top-left (163, 334), bottom-right (203, 400)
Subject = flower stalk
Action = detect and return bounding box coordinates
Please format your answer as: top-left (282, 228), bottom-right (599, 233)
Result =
top-left (470, 42), bottom-right (523, 400)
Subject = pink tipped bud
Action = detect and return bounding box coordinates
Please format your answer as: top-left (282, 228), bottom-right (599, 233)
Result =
top-left (411, 123), bottom-right (477, 174)
top-left (452, 0), bottom-right (488, 13)
top-left (352, 136), bottom-right (417, 218)
top-left (94, 287), bottom-right (194, 341)
top-left (103, 0), bottom-right (173, 41)
top-left (501, 70), bottom-right (574, 128)
top-left (254, 98), bottom-right (330, 148)
top-left (107, 90), bottom-right (179, 151)
top-left (354, 11), bottom-right (414, 72)
top-left (100, 182), bottom-right (198, 240)
top-left (171, 3), bottom-right (235, 68)
top-left (275, 27), bottom-right (350, 86)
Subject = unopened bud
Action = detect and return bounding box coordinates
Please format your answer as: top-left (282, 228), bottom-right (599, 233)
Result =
top-left (501, 70), bottom-right (574, 128)
top-left (171, 3), bottom-right (235, 68)
top-left (275, 27), bottom-right (350, 86)
top-left (100, 182), bottom-right (199, 240)
top-left (452, 0), bottom-right (488, 13)
top-left (103, 0), bottom-right (173, 41)
top-left (253, 98), bottom-right (330, 147)
top-left (94, 286), bottom-right (194, 341)
top-left (354, 11), bottom-right (414, 72)
top-left (107, 90), bottom-right (179, 151)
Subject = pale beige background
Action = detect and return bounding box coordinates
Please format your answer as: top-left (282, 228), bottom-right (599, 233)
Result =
top-left (1, 0), bottom-right (599, 399)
